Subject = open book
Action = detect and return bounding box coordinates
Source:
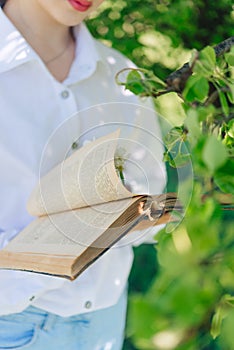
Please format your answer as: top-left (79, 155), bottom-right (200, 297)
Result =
top-left (0, 130), bottom-right (181, 280)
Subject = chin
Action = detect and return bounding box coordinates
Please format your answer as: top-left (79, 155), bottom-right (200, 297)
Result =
top-left (55, 14), bottom-right (86, 27)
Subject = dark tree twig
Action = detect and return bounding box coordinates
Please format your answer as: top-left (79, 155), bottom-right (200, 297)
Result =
top-left (165, 36), bottom-right (234, 93)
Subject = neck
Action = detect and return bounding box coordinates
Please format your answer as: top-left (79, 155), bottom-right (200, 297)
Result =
top-left (3, 0), bottom-right (74, 63)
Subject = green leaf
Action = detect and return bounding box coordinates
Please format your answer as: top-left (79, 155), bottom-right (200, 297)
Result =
top-left (125, 70), bottom-right (145, 95)
top-left (211, 294), bottom-right (234, 339)
top-left (227, 119), bottom-right (234, 138)
top-left (202, 135), bottom-right (228, 173)
top-left (193, 61), bottom-right (211, 77)
top-left (183, 75), bottom-right (209, 102)
top-left (163, 127), bottom-right (191, 167)
top-left (219, 91), bottom-right (229, 117)
top-left (211, 306), bottom-right (225, 339)
top-left (144, 70), bottom-right (166, 88)
top-left (164, 127), bottom-right (184, 144)
top-left (200, 46), bottom-right (216, 67)
top-left (215, 175), bottom-right (234, 195)
top-left (227, 83), bottom-right (234, 104)
top-left (225, 294), bottom-right (234, 307)
top-left (225, 52), bottom-right (234, 67)
top-left (193, 46), bottom-right (216, 77)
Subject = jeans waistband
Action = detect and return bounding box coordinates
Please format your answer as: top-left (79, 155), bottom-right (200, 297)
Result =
top-left (0, 305), bottom-right (90, 331)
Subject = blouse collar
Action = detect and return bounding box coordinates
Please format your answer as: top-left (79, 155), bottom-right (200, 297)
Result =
top-left (0, 8), bottom-right (105, 77)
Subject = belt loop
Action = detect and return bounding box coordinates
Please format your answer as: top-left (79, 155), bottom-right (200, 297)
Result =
top-left (41, 312), bottom-right (57, 331)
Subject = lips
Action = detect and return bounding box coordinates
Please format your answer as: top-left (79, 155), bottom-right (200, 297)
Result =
top-left (68, 0), bottom-right (92, 12)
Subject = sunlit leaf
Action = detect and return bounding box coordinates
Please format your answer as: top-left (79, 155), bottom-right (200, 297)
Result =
top-left (225, 51), bottom-right (234, 66)
top-left (193, 46), bottom-right (216, 77)
top-left (218, 91), bottom-right (229, 117)
top-left (227, 83), bottom-right (234, 104)
top-left (200, 46), bottom-right (216, 68)
top-left (227, 119), bottom-right (234, 138)
top-left (211, 305), bottom-right (226, 339)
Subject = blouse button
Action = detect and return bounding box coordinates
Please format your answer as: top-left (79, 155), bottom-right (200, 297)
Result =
top-left (84, 301), bottom-right (92, 309)
top-left (71, 141), bottom-right (79, 150)
top-left (61, 90), bottom-right (70, 99)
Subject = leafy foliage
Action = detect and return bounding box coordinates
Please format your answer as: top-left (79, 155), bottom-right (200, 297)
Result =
top-left (87, 2), bottom-right (234, 349)
top-left (121, 38), bottom-right (234, 350)
top-left (87, 0), bottom-right (233, 76)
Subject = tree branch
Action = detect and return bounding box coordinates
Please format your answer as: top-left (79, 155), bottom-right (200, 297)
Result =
top-left (165, 36), bottom-right (234, 93)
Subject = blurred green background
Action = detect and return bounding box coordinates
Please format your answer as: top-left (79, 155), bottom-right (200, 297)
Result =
top-left (86, 1), bottom-right (234, 349)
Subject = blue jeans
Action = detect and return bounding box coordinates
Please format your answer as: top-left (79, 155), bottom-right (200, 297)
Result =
top-left (0, 288), bottom-right (127, 349)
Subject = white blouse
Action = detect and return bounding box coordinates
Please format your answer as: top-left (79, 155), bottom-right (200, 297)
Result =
top-left (0, 9), bottom-right (166, 316)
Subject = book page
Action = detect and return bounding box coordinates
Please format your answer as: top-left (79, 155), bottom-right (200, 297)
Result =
top-left (28, 130), bottom-right (132, 217)
top-left (5, 197), bottom-right (140, 256)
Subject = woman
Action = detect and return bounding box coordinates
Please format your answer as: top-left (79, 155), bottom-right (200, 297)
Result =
top-left (0, 0), bottom-right (166, 349)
